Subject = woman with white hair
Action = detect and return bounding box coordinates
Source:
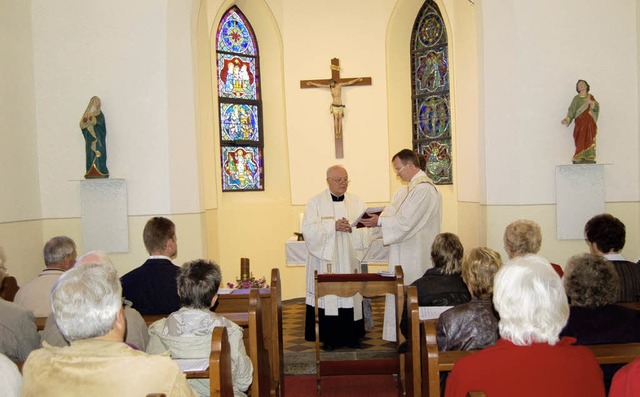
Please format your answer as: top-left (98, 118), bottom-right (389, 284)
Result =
top-left (445, 255), bottom-right (605, 397)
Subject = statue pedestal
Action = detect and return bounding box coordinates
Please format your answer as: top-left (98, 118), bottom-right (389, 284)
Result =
top-left (80, 179), bottom-right (129, 252)
top-left (556, 164), bottom-right (608, 240)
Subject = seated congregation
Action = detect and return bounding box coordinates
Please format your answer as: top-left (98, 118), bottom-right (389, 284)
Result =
top-left (1, 213), bottom-right (640, 397)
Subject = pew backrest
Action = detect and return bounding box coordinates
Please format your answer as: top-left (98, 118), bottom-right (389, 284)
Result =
top-left (314, 265), bottom-right (406, 394)
top-left (269, 268), bottom-right (284, 397)
top-left (404, 285), bottom-right (421, 397)
top-left (248, 289), bottom-right (271, 397)
top-left (210, 326), bottom-right (234, 397)
top-left (421, 318), bottom-right (640, 397)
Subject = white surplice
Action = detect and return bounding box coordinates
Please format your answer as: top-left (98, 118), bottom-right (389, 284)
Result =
top-left (380, 170), bottom-right (441, 340)
top-left (302, 189), bottom-right (371, 318)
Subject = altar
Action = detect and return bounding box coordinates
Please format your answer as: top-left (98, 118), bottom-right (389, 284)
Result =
top-left (285, 236), bottom-right (390, 270)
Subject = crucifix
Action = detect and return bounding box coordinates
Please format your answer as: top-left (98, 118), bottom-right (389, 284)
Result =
top-left (300, 58), bottom-right (372, 158)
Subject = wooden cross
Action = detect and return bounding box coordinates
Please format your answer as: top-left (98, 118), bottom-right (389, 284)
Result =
top-left (300, 58), bottom-right (372, 158)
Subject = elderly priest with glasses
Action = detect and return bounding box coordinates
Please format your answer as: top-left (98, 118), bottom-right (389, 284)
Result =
top-left (302, 165), bottom-right (373, 351)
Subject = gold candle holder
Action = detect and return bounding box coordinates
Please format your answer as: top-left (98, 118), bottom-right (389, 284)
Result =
top-left (240, 258), bottom-right (250, 281)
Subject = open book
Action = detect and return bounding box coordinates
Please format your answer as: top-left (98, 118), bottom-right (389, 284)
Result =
top-left (351, 206), bottom-right (385, 228)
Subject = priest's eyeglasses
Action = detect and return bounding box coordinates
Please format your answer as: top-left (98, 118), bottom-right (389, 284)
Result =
top-left (328, 177), bottom-right (350, 184)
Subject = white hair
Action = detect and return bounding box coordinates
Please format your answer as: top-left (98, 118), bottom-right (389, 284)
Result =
top-left (74, 250), bottom-right (112, 267)
top-left (493, 255), bottom-right (569, 346)
top-left (51, 261), bottom-right (122, 341)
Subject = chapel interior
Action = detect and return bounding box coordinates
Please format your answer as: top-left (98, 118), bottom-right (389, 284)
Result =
top-left (1, 0), bottom-right (639, 303)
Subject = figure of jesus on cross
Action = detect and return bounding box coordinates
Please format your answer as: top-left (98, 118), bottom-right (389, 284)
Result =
top-left (301, 58), bottom-right (372, 158)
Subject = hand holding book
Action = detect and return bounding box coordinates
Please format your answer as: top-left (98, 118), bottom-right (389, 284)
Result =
top-left (352, 207), bottom-right (384, 228)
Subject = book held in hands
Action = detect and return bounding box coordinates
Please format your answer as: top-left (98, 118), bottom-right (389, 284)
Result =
top-left (351, 207), bottom-right (385, 228)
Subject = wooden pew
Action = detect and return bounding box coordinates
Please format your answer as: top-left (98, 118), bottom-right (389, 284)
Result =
top-left (0, 275), bottom-right (19, 301)
top-left (618, 301), bottom-right (640, 311)
top-left (420, 319), bottom-right (640, 397)
top-left (213, 268), bottom-right (284, 397)
top-left (35, 316), bottom-right (47, 331)
top-left (314, 265), bottom-right (405, 395)
top-left (208, 327), bottom-right (234, 397)
top-left (403, 286), bottom-right (421, 397)
top-left (248, 288), bottom-right (272, 397)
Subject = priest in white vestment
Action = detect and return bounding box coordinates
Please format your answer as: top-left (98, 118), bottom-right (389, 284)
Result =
top-left (302, 165), bottom-right (372, 350)
top-left (360, 149), bottom-right (441, 340)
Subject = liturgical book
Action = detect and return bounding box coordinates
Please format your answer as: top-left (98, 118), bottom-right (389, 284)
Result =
top-left (351, 206), bottom-right (385, 228)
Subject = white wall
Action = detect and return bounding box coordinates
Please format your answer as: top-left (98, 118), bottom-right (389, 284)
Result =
top-left (0, 0), bottom-right (41, 222)
top-left (31, 0), bottom-right (202, 218)
top-left (480, 0), bottom-right (639, 205)
top-left (0, 0), bottom-right (44, 283)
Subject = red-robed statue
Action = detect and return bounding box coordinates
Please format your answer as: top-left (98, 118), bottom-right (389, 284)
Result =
top-left (561, 79), bottom-right (600, 164)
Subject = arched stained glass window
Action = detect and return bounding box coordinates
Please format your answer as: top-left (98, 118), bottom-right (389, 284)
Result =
top-left (411, 1), bottom-right (452, 185)
top-left (216, 6), bottom-right (264, 191)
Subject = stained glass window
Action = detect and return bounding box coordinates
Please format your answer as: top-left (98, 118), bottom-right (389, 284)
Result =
top-left (411, 1), bottom-right (452, 185)
top-left (216, 7), bottom-right (264, 191)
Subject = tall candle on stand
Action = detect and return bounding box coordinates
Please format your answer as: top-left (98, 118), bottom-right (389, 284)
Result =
top-left (240, 258), bottom-right (250, 281)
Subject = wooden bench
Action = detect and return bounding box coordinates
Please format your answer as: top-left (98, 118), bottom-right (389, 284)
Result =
top-left (248, 288), bottom-right (272, 397)
top-left (403, 286), bottom-right (421, 397)
top-left (209, 327), bottom-right (234, 397)
top-left (213, 268), bottom-right (283, 397)
top-left (35, 316), bottom-right (47, 331)
top-left (420, 318), bottom-right (640, 397)
top-left (314, 265), bottom-right (405, 395)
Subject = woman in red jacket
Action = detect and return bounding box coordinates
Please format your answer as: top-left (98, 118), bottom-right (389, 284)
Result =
top-left (445, 255), bottom-right (605, 397)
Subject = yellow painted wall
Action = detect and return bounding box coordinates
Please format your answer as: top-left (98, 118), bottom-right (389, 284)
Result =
top-left (192, 0), bottom-right (484, 300)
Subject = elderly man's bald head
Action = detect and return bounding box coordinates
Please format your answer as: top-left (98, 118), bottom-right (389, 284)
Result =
top-left (326, 165), bottom-right (349, 196)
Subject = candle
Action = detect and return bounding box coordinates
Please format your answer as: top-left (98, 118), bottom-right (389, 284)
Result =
top-left (240, 258), bottom-right (250, 281)
top-left (298, 212), bottom-right (304, 233)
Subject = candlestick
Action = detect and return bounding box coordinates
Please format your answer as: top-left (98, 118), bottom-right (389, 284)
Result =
top-left (240, 258), bottom-right (250, 281)
top-left (298, 212), bottom-right (304, 233)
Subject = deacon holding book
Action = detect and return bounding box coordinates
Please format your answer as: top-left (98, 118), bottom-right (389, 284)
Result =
top-left (360, 149), bottom-right (441, 340)
top-left (302, 165), bottom-right (373, 350)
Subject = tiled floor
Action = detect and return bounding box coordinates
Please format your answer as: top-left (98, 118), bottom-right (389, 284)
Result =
top-left (282, 297), bottom-right (397, 374)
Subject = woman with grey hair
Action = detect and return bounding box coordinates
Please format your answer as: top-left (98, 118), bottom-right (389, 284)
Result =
top-left (147, 259), bottom-right (253, 397)
top-left (561, 253), bottom-right (640, 343)
top-left (560, 253), bottom-right (640, 393)
top-left (445, 255), bottom-right (605, 397)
